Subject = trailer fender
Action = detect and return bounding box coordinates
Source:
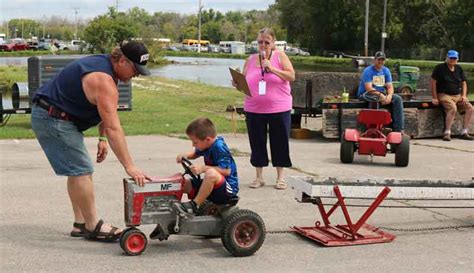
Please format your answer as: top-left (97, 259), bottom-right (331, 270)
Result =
top-left (343, 129), bottom-right (360, 142)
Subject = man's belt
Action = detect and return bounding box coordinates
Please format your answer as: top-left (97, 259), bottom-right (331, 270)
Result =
top-left (36, 99), bottom-right (72, 121)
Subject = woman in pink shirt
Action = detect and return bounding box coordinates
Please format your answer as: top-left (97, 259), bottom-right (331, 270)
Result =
top-left (239, 27), bottom-right (295, 190)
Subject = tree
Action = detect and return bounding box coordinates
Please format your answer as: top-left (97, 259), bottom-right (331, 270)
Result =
top-left (83, 7), bottom-right (139, 52)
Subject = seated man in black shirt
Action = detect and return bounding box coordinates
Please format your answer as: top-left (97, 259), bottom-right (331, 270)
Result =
top-left (431, 50), bottom-right (473, 141)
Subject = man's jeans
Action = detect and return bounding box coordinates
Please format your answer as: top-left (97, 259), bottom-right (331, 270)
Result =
top-left (359, 92), bottom-right (405, 132)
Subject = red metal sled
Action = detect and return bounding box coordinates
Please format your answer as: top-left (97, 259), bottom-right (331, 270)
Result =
top-left (292, 185), bottom-right (395, 246)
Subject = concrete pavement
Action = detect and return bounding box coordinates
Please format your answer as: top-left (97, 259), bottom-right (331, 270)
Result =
top-left (1, 122), bottom-right (473, 272)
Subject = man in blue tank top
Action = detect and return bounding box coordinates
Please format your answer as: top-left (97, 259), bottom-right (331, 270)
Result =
top-left (31, 41), bottom-right (151, 242)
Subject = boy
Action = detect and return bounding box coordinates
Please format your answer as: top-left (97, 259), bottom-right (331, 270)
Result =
top-left (176, 117), bottom-right (239, 213)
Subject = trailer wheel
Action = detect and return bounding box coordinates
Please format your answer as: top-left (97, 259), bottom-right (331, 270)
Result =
top-left (120, 228), bottom-right (148, 256)
top-left (340, 136), bottom-right (354, 163)
top-left (395, 135), bottom-right (410, 167)
top-left (221, 209), bottom-right (265, 257)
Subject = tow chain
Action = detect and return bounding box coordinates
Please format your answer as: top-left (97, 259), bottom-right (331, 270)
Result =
top-left (266, 224), bottom-right (474, 235)
top-left (267, 229), bottom-right (295, 235)
top-left (378, 224), bottom-right (474, 232)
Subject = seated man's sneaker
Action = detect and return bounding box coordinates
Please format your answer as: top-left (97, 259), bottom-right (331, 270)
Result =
top-left (180, 200), bottom-right (198, 214)
top-left (459, 133), bottom-right (474, 141)
top-left (443, 133), bottom-right (451, 141)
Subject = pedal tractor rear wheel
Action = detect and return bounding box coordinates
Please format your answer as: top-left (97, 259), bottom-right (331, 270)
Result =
top-left (395, 135), bottom-right (410, 167)
top-left (120, 228), bottom-right (148, 256)
top-left (340, 135), bottom-right (355, 163)
top-left (221, 209), bottom-right (266, 257)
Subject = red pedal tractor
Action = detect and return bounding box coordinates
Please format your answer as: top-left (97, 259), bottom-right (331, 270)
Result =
top-left (120, 159), bottom-right (266, 256)
top-left (340, 105), bottom-right (410, 167)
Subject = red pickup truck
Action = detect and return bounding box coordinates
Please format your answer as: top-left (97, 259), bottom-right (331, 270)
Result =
top-left (0, 38), bottom-right (29, 51)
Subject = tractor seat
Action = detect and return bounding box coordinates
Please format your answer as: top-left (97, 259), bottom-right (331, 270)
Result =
top-left (224, 196), bottom-right (240, 206)
top-left (357, 109), bottom-right (392, 128)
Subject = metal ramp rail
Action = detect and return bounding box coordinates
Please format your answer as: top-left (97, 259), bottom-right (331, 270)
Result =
top-left (287, 177), bottom-right (474, 247)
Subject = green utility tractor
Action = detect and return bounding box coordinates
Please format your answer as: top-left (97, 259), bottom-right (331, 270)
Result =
top-left (392, 63), bottom-right (420, 96)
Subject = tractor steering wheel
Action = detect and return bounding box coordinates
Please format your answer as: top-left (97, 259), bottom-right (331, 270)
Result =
top-left (181, 158), bottom-right (201, 181)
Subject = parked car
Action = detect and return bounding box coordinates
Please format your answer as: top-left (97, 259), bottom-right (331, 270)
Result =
top-left (285, 47), bottom-right (310, 56)
top-left (27, 41), bottom-right (39, 50)
top-left (165, 46), bottom-right (180, 52)
top-left (189, 44), bottom-right (208, 52)
top-left (208, 45), bottom-right (220, 53)
top-left (0, 38), bottom-right (29, 51)
top-left (60, 40), bottom-right (85, 51)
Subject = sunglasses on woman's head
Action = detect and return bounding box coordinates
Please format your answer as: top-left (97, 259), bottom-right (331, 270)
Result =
top-left (257, 40), bottom-right (271, 45)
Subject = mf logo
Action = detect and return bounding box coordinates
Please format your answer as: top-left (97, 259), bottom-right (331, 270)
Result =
top-left (160, 183), bottom-right (173, 191)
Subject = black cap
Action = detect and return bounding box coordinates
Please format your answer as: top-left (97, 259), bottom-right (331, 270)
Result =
top-left (120, 41), bottom-right (151, 76)
top-left (374, 51), bottom-right (386, 60)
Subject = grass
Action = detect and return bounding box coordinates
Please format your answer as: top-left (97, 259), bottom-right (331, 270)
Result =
top-left (0, 72), bottom-right (247, 139)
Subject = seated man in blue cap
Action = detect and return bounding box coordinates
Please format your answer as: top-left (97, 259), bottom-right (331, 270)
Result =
top-left (357, 51), bottom-right (404, 132)
top-left (431, 50), bottom-right (473, 141)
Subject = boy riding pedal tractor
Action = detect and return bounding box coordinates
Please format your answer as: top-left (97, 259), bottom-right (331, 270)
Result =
top-left (176, 117), bottom-right (239, 213)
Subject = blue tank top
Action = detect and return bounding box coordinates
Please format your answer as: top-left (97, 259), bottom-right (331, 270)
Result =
top-left (34, 54), bottom-right (116, 131)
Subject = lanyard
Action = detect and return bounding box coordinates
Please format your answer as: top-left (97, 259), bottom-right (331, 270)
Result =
top-left (259, 50), bottom-right (273, 80)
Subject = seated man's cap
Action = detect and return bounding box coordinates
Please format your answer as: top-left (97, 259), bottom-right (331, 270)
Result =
top-left (447, 50), bottom-right (459, 59)
top-left (120, 41), bottom-right (151, 76)
top-left (374, 51), bottom-right (386, 60)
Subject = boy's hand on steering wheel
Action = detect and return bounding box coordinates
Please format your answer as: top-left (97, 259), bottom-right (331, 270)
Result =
top-left (381, 94), bottom-right (392, 105)
top-left (190, 164), bottom-right (204, 175)
top-left (176, 154), bottom-right (186, 163)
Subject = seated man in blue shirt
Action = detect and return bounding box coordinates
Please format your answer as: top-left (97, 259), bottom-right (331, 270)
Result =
top-left (357, 51), bottom-right (405, 132)
top-left (176, 117), bottom-right (239, 213)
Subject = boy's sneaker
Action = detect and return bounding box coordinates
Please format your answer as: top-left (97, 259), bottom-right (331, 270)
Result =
top-left (443, 133), bottom-right (451, 141)
top-left (180, 200), bottom-right (198, 214)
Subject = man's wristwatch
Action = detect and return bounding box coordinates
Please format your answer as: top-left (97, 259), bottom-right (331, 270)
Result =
top-left (98, 136), bottom-right (108, 142)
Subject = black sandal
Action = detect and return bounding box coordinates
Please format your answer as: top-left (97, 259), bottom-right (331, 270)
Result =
top-left (84, 219), bottom-right (122, 242)
top-left (70, 222), bottom-right (86, 237)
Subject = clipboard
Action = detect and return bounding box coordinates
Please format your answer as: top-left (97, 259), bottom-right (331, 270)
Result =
top-left (229, 67), bottom-right (252, 97)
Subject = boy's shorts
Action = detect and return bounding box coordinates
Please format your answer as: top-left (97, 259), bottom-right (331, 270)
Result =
top-left (188, 176), bottom-right (235, 204)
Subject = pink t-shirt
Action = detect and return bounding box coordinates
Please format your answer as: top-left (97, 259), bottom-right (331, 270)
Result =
top-left (244, 51), bottom-right (292, 113)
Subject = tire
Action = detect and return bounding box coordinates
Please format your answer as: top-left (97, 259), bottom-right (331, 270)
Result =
top-left (120, 228), bottom-right (148, 256)
top-left (399, 86), bottom-right (412, 95)
top-left (340, 137), bottom-right (354, 163)
top-left (221, 209), bottom-right (266, 257)
top-left (395, 135), bottom-right (410, 167)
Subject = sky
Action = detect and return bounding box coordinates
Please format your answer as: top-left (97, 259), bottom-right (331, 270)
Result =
top-left (0, 0), bottom-right (276, 22)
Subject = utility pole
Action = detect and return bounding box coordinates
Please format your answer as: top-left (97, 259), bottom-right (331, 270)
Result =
top-left (72, 8), bottom-right (79, 40)
top-left (198, 0), bottom-right (202, 53)
top-left (364, 0), bottom-right (369, 56)
top-left (381, 0), bottom-right (388, 52)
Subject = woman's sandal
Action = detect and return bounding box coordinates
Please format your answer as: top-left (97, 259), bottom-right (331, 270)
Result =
top-left (275, 179), bottom-right (287, 190)
top-left (84, 219), bottom-right (122, 242)
top-left (249, 178), bottom-right (265, 188)
top-left (70, 222), bottom-right (86, 237)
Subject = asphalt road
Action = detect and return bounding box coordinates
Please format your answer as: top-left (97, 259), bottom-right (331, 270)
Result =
top-left (1, 125), bottom-right (473, 272)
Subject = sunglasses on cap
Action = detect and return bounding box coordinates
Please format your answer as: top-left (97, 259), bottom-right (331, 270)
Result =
top-left (257, 40), bottom-right (271, 45)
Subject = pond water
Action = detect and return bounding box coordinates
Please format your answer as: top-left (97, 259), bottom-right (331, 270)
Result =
top-left (1, 55), bottom-right (472, 90)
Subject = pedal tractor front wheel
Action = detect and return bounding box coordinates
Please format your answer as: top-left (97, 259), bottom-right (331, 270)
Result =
top-left (120, 227), bottom-right (148, 256)
top-left (221, 209), bottom-right (266, 257)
